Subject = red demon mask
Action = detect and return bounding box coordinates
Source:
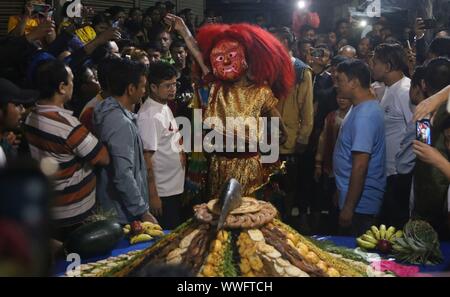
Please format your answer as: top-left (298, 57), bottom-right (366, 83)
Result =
top-left (210, 39), bottom-right (248, 81)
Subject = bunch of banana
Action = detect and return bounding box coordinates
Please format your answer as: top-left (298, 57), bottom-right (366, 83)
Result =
top-left (123, 221), bottom-right (164, 245)
top-left (142, 222), bottom-right (164, 237)
top-left (356, 225), bottom-right (403, 253)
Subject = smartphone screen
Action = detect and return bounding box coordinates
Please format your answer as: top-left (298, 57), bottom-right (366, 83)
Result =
top-left (416, 119), bottom-right (432, 145)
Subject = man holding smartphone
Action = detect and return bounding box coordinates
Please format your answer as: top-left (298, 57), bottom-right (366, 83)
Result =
top-left (414, 17), bottom-right (450, 65)
top-left (8, 1), bottom-right (48, 36)
top-left (413, 57), bottom-right (450, 238)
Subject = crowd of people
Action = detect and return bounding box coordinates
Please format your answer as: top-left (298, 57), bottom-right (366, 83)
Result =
top-left (1, 1), bottom-right (450, 271)
top-left (272, 14), bottom-right (450, 239)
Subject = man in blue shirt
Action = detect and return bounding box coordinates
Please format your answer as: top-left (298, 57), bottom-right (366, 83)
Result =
top-left (333, 59), bottom-right (387, 236)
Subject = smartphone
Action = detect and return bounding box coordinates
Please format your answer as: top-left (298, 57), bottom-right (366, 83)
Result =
top-left (112, 20), bottom-right (120, 28)
top-left (423, 19), bottom-right (437, 30)
top-left (32, 4), bottom-right (51, 14)
top-left (416, 119), bottom-right (432, 145)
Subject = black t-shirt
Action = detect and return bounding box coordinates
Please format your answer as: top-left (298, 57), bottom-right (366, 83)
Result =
top-left (313, 71), bottom-right (337, 130)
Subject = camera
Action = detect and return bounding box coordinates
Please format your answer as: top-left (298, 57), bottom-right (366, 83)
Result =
top-left (32, 4), bottom-right (51, 15)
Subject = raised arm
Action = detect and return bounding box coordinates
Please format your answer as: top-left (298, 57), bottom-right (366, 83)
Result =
top-left (8, 2), bottom-right (34, 37)
top-left (164, 14), bottom-right (210, 77)
top-left (414, 85), bottom-right (450, 121)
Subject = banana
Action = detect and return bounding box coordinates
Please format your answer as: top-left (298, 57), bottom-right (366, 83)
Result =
top-left (379, 224), bottom-right (386, 240)
top-left (124, 224), bottom-right (131, 230)
top-left (356, 237), bottom-right (376, 250)
top-left (145, 229), bottom-right (164, 237)
top-left (371, 226), bottom-right (381, 240)
top-left (365, 230), bottom-right (376, 238)
top-left (130, 233), bottom-right (153, 244)
top-left (123, 227), bottom-right (130, 235)
top-left (142, 222), bottom-right (162, 230)
top-left (385, 226), bottom-right (396, 240)
top-left (394, 230), bottom-right (403, 238)
top-left (361, 234), bottom-right (378, 245)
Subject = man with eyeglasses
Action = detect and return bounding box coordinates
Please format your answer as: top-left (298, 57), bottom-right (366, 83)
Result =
top-left (137, 61), bottom-right (185, 230)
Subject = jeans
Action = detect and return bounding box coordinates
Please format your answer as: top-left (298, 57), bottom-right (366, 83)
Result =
top-left (297, 150), bottom-right (321, 213)
top-left (379, 174), bottom-right (412, 229)
top-left (279, 154), bottom-right (300, 219)
top-left (157, 194), bottom-right (183, 230)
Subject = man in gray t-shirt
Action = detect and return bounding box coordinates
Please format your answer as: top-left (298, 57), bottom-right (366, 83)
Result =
top-left (371, 44), bottom-right (414, 228)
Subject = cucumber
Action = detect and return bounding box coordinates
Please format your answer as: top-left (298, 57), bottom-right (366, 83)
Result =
top-left (64, 219), bottom-right (124, 258)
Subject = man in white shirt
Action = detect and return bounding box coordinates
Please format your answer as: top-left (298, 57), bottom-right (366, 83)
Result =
top-left (371, 43), bottom-right (414, 228)
top-left (137, 62), bottom-right (185, 230)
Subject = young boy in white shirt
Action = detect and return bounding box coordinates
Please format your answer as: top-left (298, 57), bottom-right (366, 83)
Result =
top-left (137, 62), bottom-right (185, 230)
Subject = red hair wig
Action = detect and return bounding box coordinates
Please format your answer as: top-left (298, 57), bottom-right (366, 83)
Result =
top-left (196, 23), bottom-right (295, 99)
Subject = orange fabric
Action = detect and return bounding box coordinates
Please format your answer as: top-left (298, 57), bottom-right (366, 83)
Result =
top-left (88, 145), bottom-right (108, 167)
top-left (54, 163), bottom-right (83, 180)
top-left (25, 132), bottom-right (70, 154)
top-left (8, 16), bottom-right (39, 35)
top-left (66, 125), bottom-right (90, 150)
top-left (79, 107), bottom-right (94, 133)
top-left (55, 177), bottom-right (96, 206)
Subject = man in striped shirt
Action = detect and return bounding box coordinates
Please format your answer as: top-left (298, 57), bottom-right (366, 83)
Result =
top-left (24, 60), bottom-right (110, 241)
